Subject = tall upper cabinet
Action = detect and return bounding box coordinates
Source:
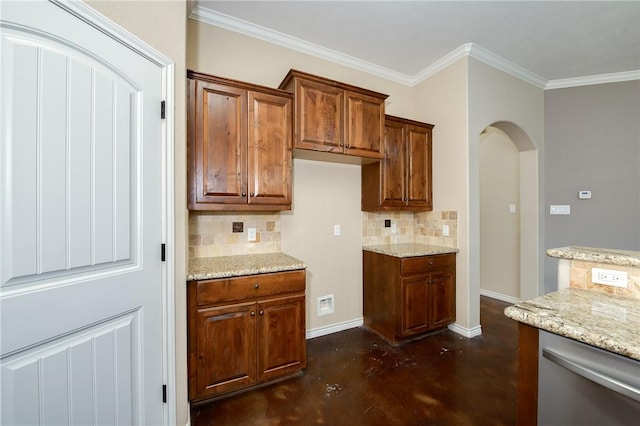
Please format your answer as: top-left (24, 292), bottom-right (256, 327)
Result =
top-left (188, 71), bottom-right (293, 211)
top-left (362, 115), bottom-right (434, 211)
top-left (279, 69), bottom-right (388, 162)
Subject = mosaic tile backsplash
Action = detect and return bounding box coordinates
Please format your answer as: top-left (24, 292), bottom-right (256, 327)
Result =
top-left (362, 210), bottom-right (459, 247)
top-left (189, 212), bottom-right (281, 258)
top-left (189, 210), bottom-right (458, 259)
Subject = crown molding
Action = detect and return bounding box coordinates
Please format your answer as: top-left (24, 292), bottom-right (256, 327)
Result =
top-left (189, 4), bottom-right (638, 91)
top-left (545, 70), bottom-right (640, 90)
top-left (189, 5), bottom-right (414, 85)
top-left (466, 44), bottom-right (547, 89)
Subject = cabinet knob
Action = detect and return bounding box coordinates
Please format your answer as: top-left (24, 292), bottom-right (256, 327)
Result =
top-left (250, 193), bottom-right (254, 197)
top-left (259, 310), bottom-right (264, 316)
top-left (429, 261), bottom-right (433, 265)
top-left (242, 192), bottom-right (246, 197)
top-left (250, 311), bottom-right (255, 316)
top-left (428, 280), bottom-right (433, 284)
top-left (254, 283), bottom-right (259, 289)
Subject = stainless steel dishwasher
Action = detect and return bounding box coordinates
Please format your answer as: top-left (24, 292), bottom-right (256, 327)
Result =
top-left (538, 330), bottom-right (640, 425)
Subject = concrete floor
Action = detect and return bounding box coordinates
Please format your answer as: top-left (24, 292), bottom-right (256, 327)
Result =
top-left (190, 296), bottom-right (518, 425)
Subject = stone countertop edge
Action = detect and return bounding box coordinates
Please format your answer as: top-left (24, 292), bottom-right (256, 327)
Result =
top-left (546, 246), bottom-right (640, 268)
top-left (187, 252), bottom-right (306, 281)
top-left (504, 288), bottom-right (640, 361)
top-left (363, 243), bottom-right (459, 258)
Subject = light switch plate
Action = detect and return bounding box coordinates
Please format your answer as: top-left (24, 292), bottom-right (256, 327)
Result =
top-left (550, 205), bottom-right (571, 215)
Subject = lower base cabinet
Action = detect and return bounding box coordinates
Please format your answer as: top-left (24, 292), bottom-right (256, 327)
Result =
top-left (363, 251), bottom-right (456, 344)
top-left (188, 270), bottom-right (306, 402)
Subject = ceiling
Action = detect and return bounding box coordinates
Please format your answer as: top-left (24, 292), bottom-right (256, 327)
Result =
top-left (190, 1), bottom-right (640, 89)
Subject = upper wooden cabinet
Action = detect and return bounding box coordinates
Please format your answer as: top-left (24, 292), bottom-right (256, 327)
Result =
top-left (279, 69), bottom-right (388, 163)
top-left (362, 115), bottom-right (434, 211)
top-left (188, 71), bottom-right (293, 211)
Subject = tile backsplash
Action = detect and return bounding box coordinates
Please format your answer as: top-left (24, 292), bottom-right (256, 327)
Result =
top-left (362, 210), bottom-right (458, 247)
top-left (189, 212), bottom-right (281, 258)
top-left (190, 210), bottom-right (458, 259)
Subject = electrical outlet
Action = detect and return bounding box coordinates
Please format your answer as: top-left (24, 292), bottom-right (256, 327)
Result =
top-left (247, 227), bottom-right (256, 242)
top-left (591, 268), bottom-right (627, 287)
top-left (442, 225), bottom-right (449, 236)
top-left (334, 225), bottom-right (341, 236)
top-left (384, 219), bottom-right (391, 228)
top-left (232, 222), bottom-right (243, 233)
top-left (391, 223), bottom-right (397, 234)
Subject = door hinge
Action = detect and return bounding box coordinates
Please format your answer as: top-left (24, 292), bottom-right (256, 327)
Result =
top-left (162, 384), bottom-right (167, 403)
top-left (161, 100), bottom-right (166, 119)
top-left (161, 243), bottom-right (166, 262)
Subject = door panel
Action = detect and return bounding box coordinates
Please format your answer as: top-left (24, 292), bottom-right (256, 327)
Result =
top-left (381, 119), bottom-right (406, 207)
top-left (1, 1), bottom-right (164, 424)
top-left (257, 294), bottom-right (306, 381)
top-left (406, 124), bottom-right (432, 208)
top-left (248, 91), bottom-right (292, 205)
top-left (402, 276), bottom-right (429, 335)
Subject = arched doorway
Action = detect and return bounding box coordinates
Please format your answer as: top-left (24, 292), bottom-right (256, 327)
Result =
top-left (478, 121), bottom-right (539, 303)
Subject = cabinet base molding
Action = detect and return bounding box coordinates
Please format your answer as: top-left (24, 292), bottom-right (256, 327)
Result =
top-left (189, 371), bottom-right (304, 407)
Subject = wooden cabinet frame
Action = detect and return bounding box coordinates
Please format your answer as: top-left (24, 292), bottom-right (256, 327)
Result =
top-left (188, 270), bottom-right (306, 403)
top-left (362, 115), bottom-right (434, 211)
top-left (188, 71), bottom-right (293, 211)
top-left (363, 251), bottom-right (456, 344)
top-left (279, 69), bottom-right (387, 163)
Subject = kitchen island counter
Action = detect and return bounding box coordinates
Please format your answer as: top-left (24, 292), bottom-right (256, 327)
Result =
top-left (505, 288), bottom-right (640, 361)
top-left (187, 252), bottom-right (306, 281)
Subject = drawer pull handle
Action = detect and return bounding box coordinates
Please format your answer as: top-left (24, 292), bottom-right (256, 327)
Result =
top-left (250, 311), bottom-right (255, 316)
top-left (259, 310), bottom-right (264, 316)
top-left (254, 284), bottom-right (259, 289)
top-left (429, 261), bottom-right (433, 266)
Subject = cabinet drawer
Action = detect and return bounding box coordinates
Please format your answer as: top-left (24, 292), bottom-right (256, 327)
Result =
top-left (196, 270), bottom-right (305, 306)
top-left (401, 254), bottom-right (455, 276)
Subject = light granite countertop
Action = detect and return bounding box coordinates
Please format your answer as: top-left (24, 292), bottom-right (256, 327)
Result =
top-left (504, 288), bottom-right (640, 361)
top-left (187, 252), bottom-right (306, 281)
top-left (547, 246), bottom-right (640, 267)
top-left (363, 243), bottom-right (458, 258)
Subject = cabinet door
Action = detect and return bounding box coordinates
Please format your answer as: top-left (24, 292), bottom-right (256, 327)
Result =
top-left (190, 80), bottom-right (247, 206)
top-left (256, 294), bottom-right (306, 381)
top-left (406, 124), bottom-right (432, 209)
top-left (401, 275), bottom-right (430, 336)
top-left (247, 91), bottom-right (292, 205)
top-left (190, 302), bottom-right (256, 400)
top-left (344, 91), bottom-right (384, 159)
top-left (380, 119), bottom-right (407, 207)
top-left (429, 270), bottom-right (455, 329)
top-left (295, 78), bottom-right (343, 152)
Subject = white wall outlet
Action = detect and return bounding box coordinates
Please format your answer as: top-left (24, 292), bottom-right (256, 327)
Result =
top-left (591, 268), bottom-right (628, 287)
top-left (549, 205), bottom-right (571, 215)
top-left (247, 227), bottom-right (256, 242)
top-left (442, 225), bottom-right (449, 236)
top-left (333, 225), bottom-right (341, 236)
top-left (317, 294), bottom-right (335, 316)
top-left (509, 204), bottom-right (517, 214)
top-left (391, 223), bottom-right (397, 234)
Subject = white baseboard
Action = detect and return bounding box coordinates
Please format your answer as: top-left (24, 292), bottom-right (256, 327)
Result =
top-left (480, 289), bottom-right (520, 304)
top-left (305, 318), bottom-right (363, 339)
top-left (448, 322), bottom-right (482, 338)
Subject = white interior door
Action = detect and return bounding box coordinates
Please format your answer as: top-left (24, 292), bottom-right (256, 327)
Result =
top-left (1, 1), bottom-right (166, 424)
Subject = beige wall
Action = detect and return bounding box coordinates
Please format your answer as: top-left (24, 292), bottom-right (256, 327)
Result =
top-left (84, 1), bottom-right (188, 424)
top-left (412, 59), bottom-right (473, 331)
top-left (480, 127), bottom-right (520, 299)
top-left (468, 58), bottom-right (544, 304)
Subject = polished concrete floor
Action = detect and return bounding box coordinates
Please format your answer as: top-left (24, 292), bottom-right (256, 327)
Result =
top-left (190, 296), bottom-right (518, 426)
